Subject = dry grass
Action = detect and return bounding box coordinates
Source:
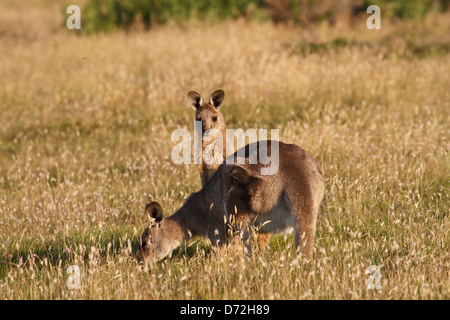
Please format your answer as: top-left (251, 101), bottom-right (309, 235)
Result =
top-left (0, 1), bottom-right (449, 299)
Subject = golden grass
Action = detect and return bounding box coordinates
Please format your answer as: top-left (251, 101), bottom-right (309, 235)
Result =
top-left (0, 1), bottom-right (449, 299)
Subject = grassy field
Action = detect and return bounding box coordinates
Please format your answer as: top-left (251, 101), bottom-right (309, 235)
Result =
top-left (0, 1), bottom-right (449, 299)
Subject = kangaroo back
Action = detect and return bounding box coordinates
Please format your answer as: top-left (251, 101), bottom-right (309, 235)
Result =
top-left (137, 140), bottom-right (324, 262)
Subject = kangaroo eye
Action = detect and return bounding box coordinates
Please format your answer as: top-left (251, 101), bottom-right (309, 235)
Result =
top-left (212, 116), bottom-right (218, 122)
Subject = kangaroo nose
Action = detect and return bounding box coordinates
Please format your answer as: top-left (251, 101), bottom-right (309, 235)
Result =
top-left (202, 122), bottom-right (211, 132)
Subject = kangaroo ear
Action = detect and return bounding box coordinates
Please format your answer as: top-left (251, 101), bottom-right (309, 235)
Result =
top-left (227, 165), bottom-right (259, 186)
top-left (187, 91), bottom-right (204, 110)
top-left (209, 89), bottom-right (225, 109)
top-left (145, 202), bottom-right (164, 225)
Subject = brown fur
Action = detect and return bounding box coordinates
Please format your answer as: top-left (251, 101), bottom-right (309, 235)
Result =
top-left (187, 90), bottom-right (233, 187)
top-left (136, 141), bottom-right (325, 262)
top-left (187, 90), bottom-right (270, 248)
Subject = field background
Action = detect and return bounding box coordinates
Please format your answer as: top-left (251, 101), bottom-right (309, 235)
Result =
top-left (0, 0), bottom-right (449, 299)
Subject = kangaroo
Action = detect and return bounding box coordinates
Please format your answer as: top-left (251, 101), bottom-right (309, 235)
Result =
top-left (187, 89), bottom-right (271, 248)
top-left (136, 140), bottom-right (325, 262)
top-left (187, 89), bottom-right (234, 187)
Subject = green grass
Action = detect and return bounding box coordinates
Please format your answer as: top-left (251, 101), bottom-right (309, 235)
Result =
top-left (79, 0), bottom-right (450, 33)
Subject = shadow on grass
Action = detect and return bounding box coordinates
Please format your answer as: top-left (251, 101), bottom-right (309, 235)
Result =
top-left (167, 239), bottom-right (213, 264)
top-left (0, 226), bottom-right (141, 278)
top-left (1, 227), bottom-right (299, 279)
top-left (0, 226), bottom-right (219, 279)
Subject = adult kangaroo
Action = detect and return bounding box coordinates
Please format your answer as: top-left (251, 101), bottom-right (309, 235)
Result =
top-left (187, 89), bottom-right (234, 187)
top-left (136, 141), bottom-right (324, 262)
top-left (187, 89), bottom-right (271, 248)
